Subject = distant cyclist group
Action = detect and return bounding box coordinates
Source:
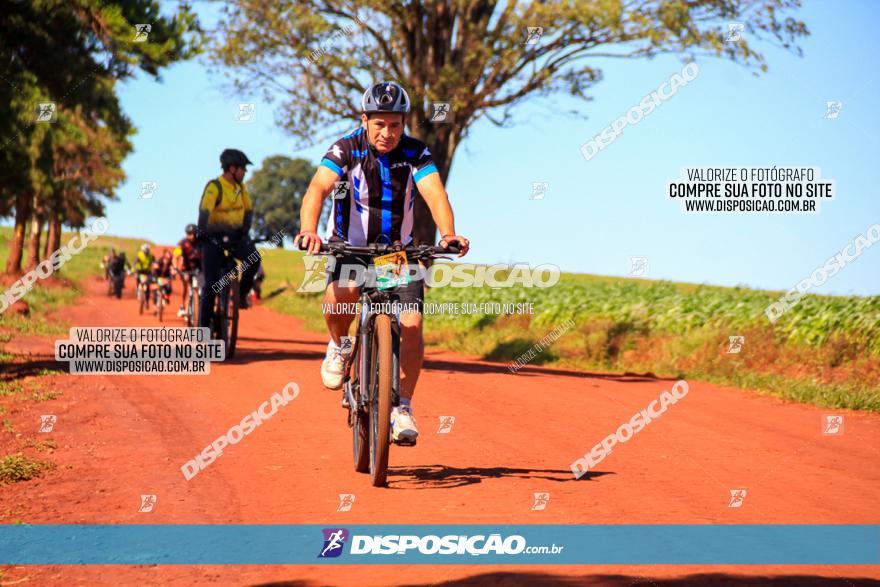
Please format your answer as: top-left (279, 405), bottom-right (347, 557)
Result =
top-left (102, 81), bottom-right (469, 467)
top-left (101, 147), bottom-right (266, 330)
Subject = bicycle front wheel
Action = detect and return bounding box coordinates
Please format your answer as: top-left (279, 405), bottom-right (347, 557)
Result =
top-left (214, 290), bottom-right (227, 348)
top-left (186, 288), bottom-right (196, 327)
top-left (369, 314), bottom-right (393, 487)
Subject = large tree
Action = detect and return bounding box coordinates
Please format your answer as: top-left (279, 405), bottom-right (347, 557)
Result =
top-left (207, 0), bottom-right (809, 245)
top-left (248, 155), bottom-right (331, 245)
top-left (1, 0), bottom-right (198, 274)
top-left (39, 100), bottom-right (134, 266)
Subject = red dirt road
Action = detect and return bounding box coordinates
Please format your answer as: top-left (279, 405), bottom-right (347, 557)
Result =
top-left (1, 277), bottom-right (879, 586)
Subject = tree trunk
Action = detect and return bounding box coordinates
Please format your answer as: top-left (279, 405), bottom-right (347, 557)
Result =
top-left (409, 122), bottom-right (455, 246)
top-left (411, 189), bottom-right (436, 246)
top-left (4, 191), bottom-right (31, 276)
top-left (25, 193), bottom-right (44, 271)
top-left (44, 215), bottom-right (61, 258)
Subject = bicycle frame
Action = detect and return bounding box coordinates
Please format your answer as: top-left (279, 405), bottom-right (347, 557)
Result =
top-left (345, 287), bottom-right (402, 418)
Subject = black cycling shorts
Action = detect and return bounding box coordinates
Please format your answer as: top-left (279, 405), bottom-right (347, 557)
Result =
top-left (325, 253), bottom-right (424, 313)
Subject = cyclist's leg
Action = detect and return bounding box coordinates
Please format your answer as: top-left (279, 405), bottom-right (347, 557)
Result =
top-left (198, 243), bottom-right (222, 328)
top-left (323, 281), bottom-right (360, 343)
top-left (320, 257), bottom-right (362, 389)
top-left (393, 280), bottom-right (425, 401)
top-left (323, 253), bottom-right (366, 342)
top-left (180, 270), bottom-right (189, 307)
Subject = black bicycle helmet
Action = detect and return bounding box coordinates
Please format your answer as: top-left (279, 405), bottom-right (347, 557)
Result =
top-left (361, 81), bottom-right (410, 114)
top-left (220, 148), bottom-right (253, 169)
top-left (185, 223), bottom-right (196, 235)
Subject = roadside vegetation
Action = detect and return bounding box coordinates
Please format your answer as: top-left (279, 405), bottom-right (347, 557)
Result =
top-left (0, 227), bottom-right (148, 489)
top-left (258, 247), bottom-right (880, 413)
top-left (0, 226), bottom-right (149, 336)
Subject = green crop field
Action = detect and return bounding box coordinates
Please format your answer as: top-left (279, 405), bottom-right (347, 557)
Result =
top-left (257, 247), bottom-right (880, 412)
top-left (3, 227), bottom-right (878, 411)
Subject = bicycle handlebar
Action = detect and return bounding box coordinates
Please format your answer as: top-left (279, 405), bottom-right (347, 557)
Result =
top-left (299, 241), bottom-right (461, 258)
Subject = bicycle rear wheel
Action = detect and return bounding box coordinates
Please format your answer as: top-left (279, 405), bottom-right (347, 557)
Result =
top-left (350, 338), bottom-right (369, 473)
top-left (226, 281), bottom-right (240, 359)
top-left (369, 314), bottom-right (393, 487)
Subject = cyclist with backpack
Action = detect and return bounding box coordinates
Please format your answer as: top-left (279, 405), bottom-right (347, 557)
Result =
top-left (106, 251), bottom-right (130, 298)
top-left (197, 148), bottom-right (261, 330)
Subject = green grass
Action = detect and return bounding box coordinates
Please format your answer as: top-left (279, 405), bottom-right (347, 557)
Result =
top-left (23, 438), bottom-right (56, 452)
top-left (0, 453), bottom-right (55, 484)
top-left (0, 380), bottom-right (22, 397)
top-left (699, 370), bottom-right (880, 412)
top-left (258, 247), bottom-right (880, 353)
top-left (30, 389), bottom-right (60, 402)
top-left (0, 226), bottom-right (138, 489)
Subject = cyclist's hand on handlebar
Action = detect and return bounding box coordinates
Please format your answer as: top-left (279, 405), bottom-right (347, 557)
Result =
top-left (439, 234), bottom-right (470, 257)
top-left (295, 231), bottom-right (323, 255)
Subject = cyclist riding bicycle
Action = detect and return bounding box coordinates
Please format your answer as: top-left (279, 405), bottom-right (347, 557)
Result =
top-left (108, 250), bottom-right (130, 275)
top-left (197, 148), bottom-right (262, 330)
top-left (294, 81), bottom-right (470, 445)
top-left (135, 244), bottom-right (154, 279)
top-left (151, 249), bottom-right (174, 310)
top-left (101, 248), bottom-right (118, 279)
top-left (174, 223), bottom-right (203, 317)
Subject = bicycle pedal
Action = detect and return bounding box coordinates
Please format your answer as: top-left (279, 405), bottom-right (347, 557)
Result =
top-left (392, 436), bottom-right (417, 447)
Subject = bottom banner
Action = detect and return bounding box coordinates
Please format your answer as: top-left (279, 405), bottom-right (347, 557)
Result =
top-left (1, 525), bottom-right (877, 564)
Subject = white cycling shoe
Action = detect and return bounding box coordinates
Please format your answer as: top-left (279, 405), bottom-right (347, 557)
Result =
top-left (321, 341), bottom-right (345, 389)
top-left (391, 405), bottom-right (418, 446)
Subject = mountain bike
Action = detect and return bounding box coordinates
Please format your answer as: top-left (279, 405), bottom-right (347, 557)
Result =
top-left (136, 273), bottom-right (152, 315)
top-left (182, 268), bottom-right (201, 327)
top-left (306, 240), bottom-right (458, 487)
top-left (204, 235), bottom-right (242, 359)
top-left (154, 276), bottom-right (171, 322)
top-left (205, 235), bottom-right (273, 359)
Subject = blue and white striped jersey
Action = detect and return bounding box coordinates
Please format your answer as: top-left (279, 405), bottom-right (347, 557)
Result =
top-left (319, 127), bottom-right (439, 246)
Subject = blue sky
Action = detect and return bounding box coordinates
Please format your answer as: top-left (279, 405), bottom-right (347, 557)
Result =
top-left (100, 1), bottom-right (879, 295)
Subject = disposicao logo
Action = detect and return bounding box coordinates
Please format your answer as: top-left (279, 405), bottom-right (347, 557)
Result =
top-left (318, 528), bottom-right (349, 558)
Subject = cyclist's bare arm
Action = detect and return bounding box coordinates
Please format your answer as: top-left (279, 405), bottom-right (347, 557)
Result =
top-left (416, 172), bottom-right (470, 256)
top-left (296, 166), bottom-right (338, 254)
